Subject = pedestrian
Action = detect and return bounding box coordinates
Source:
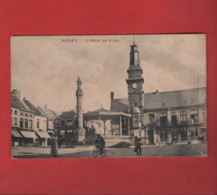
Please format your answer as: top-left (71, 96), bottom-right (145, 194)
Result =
top-left (174, 135), bottom-right (177, 144)
top-left (156, 136), bottom-right (161, 146)
top-left (95, 134), bottom-right (105, 154)
top-left (134, 136), bottom-right (142, 155)
top-left (51, 134), bottom-right (58, 157)
top-left (58, 136), bottom-right (62, 148)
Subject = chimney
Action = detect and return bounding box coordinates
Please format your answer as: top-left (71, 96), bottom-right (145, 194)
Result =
top-left (11, 89), bottom-right (21, 99)
top-left (111, 92), bottom-right (114, 101)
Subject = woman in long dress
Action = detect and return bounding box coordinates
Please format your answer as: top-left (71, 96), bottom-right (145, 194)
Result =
top-left (51, 135), bottom-right (58, 157)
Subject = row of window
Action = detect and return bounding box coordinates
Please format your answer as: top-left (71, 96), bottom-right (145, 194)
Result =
top-left (11, 117), bottom-right (46, 129)
top-left (148, 109), bottom-right (207, 124)
top-left (60, 129), bottom-right (74, 135)
top-left (11, 109), bottom-right (33, 117)
top-left (11, 117), bottom-right (33, 129)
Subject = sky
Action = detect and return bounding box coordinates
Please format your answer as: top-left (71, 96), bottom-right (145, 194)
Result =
top-left (11, 34), bottom-right (206, 113)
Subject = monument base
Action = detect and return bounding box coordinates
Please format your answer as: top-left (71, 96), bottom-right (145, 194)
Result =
top-left (78, 128), bottom-right (86, 143)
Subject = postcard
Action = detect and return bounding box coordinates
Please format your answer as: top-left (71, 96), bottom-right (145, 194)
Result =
top-left (10, 34), bottom-right (207, 158)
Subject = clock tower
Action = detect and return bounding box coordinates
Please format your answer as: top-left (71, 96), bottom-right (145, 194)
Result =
top-left (126, 40), bottom-right (144, 120)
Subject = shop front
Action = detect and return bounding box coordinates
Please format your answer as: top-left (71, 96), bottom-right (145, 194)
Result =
top-left (11, 130), bottom-right (23, 146)
top-left (35, 131), bottom-right (51, 146)
top-left (19, 130), bottom-right (38, 146)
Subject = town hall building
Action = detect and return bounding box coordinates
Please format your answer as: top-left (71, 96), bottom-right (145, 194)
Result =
top-left (110, 41), bottom-right (207, 144)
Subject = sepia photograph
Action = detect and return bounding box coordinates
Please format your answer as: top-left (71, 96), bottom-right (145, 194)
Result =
top-left (10, 34), bottom-right (207, 158)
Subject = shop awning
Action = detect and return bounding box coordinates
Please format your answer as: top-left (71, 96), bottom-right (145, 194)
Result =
top-left (36, 131), bottom-right (51, 139)
top-left (20, 131), bottom-right (37, 139)
top-left (11, 130), bottom-right (22, 138)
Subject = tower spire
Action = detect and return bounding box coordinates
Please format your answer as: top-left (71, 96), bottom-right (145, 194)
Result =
top-left (129, 36), bottom-right (140, 67)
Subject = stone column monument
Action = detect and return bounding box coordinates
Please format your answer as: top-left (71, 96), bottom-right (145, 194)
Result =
top-left (76, 77), bottom-right (85, 143)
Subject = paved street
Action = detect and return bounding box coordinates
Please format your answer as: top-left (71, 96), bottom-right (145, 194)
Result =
top-left (12, 143), bottom-right (207, 159)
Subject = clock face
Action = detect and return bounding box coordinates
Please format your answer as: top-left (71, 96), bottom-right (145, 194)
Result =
top-left (132, 83), bottom-right (137, 89)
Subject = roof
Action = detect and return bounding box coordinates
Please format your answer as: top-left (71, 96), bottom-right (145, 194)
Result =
top-left (84, 107), bottom-right (131, 118)
top-left (110, 87), bottom-right (207, 112)
top-left (58, 110), bottom-right (76, 119)
top-left (127, 64), bottom-right (142, 72)
top-left (23, 98), bottom-right (43, 116)
top-left (144, 87), bottom-right (206, 110)
top-left (85, 108), bottom-right (111, 115)
top-left (38, 106), bottom-right (58, 118)
top-left (132, 107), bottom-right (141, 113)
top-left (110, 98), bottom-right (128, 113)
top-left (11, 94), bottom-right (30, 111)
